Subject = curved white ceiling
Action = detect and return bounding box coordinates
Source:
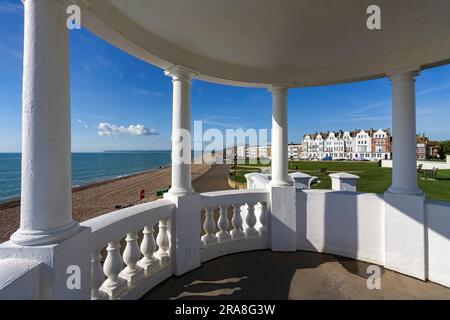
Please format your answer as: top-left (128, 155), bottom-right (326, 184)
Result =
top-left (78, 0), bottom-right (450, 87)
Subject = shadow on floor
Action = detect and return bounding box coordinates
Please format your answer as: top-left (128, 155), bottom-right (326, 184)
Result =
top-left (142, 250), bottom-right (450, 300)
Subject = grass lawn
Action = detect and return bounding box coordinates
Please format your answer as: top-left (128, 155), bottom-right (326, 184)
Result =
top-left (230, 160), bottom-right (271, 183)
top-left (233, 160), bottom-right (450, 202)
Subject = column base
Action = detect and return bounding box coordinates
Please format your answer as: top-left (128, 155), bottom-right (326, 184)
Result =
top-left (168, 186), bottom-right (195, 196)
top-left (163, 192), bottom-right (201, 276)
top-left (270, 185), bottom-right (297, 251)
top-left (0, 226), bottom-right (91, 299)
top-left (384, 191), bottom-right (426, 280)
top-left (388, 185), bottom-right (423, 196)
top-left (270, 180), bottom-right (293, 188)
top-left (10, 220), bottom-right (79, 246)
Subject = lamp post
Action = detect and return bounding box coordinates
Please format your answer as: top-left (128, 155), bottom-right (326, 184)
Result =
top-left (234, 154), bottom-right (238, 189)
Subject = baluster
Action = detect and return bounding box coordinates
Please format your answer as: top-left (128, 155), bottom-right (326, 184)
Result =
top-left (216, 205), bottom-right (231, 242)
top-left (155, 219), bottom-right (171, 265)
top-left (138, 224), bottom-right (159, 275)
top-left (91, 251), bottom-right (107, 300)
top-left (101, 239), bottom-right (127, 299)
top-left (258, 202), bottom-right (268, 238)
top-left (120, 232), bottom-right (144, 287)
top-left (245, 202), bottom-right (258, 237)
top-left (231, 203), bottom-right (244, 239)
top-left (201, 207), bottom-right (218, 246)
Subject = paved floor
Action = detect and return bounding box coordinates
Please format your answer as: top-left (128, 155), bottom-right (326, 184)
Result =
top-left (143, 250), bottom-right (450, 300)
top-left (193, 164), bottom-right (232, 193)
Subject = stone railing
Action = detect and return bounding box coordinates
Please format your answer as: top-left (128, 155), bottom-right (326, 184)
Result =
top-left (199, 189), bottom-right (270, 262)
top-left (2, 184), bottom-right (450, 298)
top-left (0, 189), bottom-right (273, 299)
top-left (245, 172), bottom-right (271, 189)
top-left (81, 199), bottom-right (174, 300)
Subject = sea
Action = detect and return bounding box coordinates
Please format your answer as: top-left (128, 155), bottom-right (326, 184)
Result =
top-left (0, 151), bottom-right (174, 203)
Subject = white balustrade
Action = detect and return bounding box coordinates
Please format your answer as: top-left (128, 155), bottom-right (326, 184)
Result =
top-left (199, 190), bottom-right (270, 251)
top-left (120, 232), bottom-right (144, 287)
top-left (216, 205), bottom-right (231, 242)
top-left (15, 190), bottom-right (270, 300)
top-left (94, 219), bottom-right (173, 299)
top-left (91, 251), bottom-right (107, 300)
top-left (138, 224), bottom-right (159, 275)
top-left (245, 202), bottom-right (259, 237)
top-left (231, 203), bottom-right (245, 239)
top-left (198, 190), bottom-right (270, 262)
top-left (82, 200), bottom-right (175, 300)
top-left (258, 202), bottom-right (268, 237)
top-left (89, 191), bottom-right (269, 299)
top-left (101, 239), bottom-right (127, 299)
top-left (202, 207), bottom-right (218, 246)
top-left (155, 220), bottom-right (171, 264)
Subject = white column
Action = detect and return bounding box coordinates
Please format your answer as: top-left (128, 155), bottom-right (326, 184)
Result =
top-left (270, 86), bottom-right (292, 187)
top-left (388, 70), bottom-right (422, 195)
top-left (384, 70), bottom-right (425, 280)
top-left (165, 66), bottom-right (195, 195)
top-left (10, 0), bottom-right (78, 246)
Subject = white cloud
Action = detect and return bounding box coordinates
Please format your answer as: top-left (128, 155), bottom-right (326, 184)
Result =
top-left (77, 119), bottom-right (89, 129)
top-left (0, 45), bottom-right (22, 60)
top-left (417, 82), bottom-right (450, 96)
top-left (98, 123), bottom-right (159, 137)
top-left (0, 2), bottom-right (22, 14)
top-left (201, 119), bottom-right (243, 129)
top-left (132, 88), bottom-right (164, 97)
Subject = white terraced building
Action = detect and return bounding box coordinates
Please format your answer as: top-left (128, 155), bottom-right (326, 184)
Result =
top-left (302, 129), bottom-right (391, 161)
top-left (236, 143), bottom-right (300, 160)
top-left (288, 144), bottom-right (302, 160)
top-left (243, 145), bottom-right (272, 160)
top-left (1, 0), bottom-right (450, 299)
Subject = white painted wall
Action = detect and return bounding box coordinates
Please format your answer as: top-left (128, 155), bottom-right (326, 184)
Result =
top-left (382, 155), bottom-right (450, 170)
top-left (426, 200), bottom-right (450, 287)
top-left (297, 190), bottom-right (385, 265)
top-left (0, 259), bottom-right (42, 300)
top-left (296, 189), bottom-right (450, 288)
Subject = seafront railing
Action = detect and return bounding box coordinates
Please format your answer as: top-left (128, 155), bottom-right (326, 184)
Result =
top-left (199, 189), bottom-right (270, 262)
top-left (81, 199), bottom-right (175, 300)
top-left (74, 189), bottom-right (270, 300)
top-left (80, 189), bottom-right (271, 300)
top-left (2, 183), bottom-right (450, 299)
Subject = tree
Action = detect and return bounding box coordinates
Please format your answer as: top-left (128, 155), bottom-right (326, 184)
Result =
top-left (437, 140), bottom-right (450, 158)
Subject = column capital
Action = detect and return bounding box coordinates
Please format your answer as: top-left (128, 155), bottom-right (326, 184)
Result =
top-left (268, 85), bottom-right (289, 96)
top-left (387, 67), bottom-right (420, 83)
top-left (164, 65), bottom-right (198, 82)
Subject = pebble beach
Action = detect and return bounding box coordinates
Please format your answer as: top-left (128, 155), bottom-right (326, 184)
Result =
top-left (0, 163), bottom-right (228, 243)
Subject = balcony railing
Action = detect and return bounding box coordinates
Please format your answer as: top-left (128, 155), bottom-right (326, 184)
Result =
top-left (81, 199), bottom-right (175, 300)
top-left (199, 189), bottom-right (270, 262)
top-left (77, 189), bottom-right (270, 300)
top-left (1, 175), bottom-right (450, 299)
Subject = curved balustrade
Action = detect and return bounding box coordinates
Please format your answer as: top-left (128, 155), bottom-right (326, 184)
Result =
top-left (3, 186), bottom-right (448, 299)
top-left (80, 190), bottom-right (271, 299)
top-left (81, 199), bottom-right (174, 300)
top-left (199, 189), bottom-right (270, 262)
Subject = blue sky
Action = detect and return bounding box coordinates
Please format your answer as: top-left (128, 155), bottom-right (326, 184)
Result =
top-left (0, 0), bottom-right (449, 152)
